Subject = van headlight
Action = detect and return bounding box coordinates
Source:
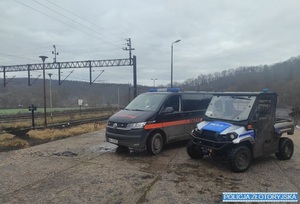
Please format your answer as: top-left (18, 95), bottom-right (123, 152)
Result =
top-left (127, 122), bottom-right (146, 129)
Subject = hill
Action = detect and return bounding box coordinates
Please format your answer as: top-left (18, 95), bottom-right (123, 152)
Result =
top-left (180, 56), bottom-right (300, 108)
top-left (0, 56), bottom-right (299, 109)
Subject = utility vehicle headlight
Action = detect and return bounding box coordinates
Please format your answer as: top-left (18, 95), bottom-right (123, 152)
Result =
top-left (127, 122), bottom-right (146, 129)
top-left (192, 126), bottom-right (202, 135)
top-left (227, 132), bottom-right (238, 140)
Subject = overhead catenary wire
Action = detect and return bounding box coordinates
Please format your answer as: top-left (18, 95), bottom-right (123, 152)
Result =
top-left (57, 47), bottom-right (121, 53)
top-left (2, 1), bottom-right (128, 65)
top-left (44, 0), bottom-right (125, 42)
top-left (14, 0), bottom-right (122, 46)
top-left (31, 0), bottom-right (122, 46)
top-left (1, 45), bottom-right (122, 59)
top-left (1, 2), bottom-right (135, 87)
top-left (0, 52), bottom-right (40, 63)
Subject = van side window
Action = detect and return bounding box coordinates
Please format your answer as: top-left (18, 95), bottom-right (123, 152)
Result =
top-left (165, 95), bottom-right (181, 111)
top-left (182, 94), bottom-right (212, 111)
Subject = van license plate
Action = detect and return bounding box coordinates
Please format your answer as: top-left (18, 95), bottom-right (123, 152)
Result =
top-left (108, 138), bottom-right (118, 144)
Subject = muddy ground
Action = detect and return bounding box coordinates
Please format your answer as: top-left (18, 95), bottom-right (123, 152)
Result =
top-left (0, 129), bottom-right (299, 203)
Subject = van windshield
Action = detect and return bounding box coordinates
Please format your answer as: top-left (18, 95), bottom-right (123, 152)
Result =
top-left (125, 93), bottom-right (167, 111)
top-left (205, 95), bottom-right (256, 121)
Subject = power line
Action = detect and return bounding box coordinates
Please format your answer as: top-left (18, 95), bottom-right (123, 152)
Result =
top-left (3, 1), bottom-right (128, 63)
top-left (14, 0), bottom-right (120, 45)
top-left (31, 0), bottom-right (121, 46)
top-left (55, 42), bottom-right (125, 47)
top-left (58, 47), bottom-right (121, 53)
top-left (0, 52), bottom-right (40, 62)
top-left (4, 46), bottom-right (51, 53)
top-left (44, 0), bottom-right (125, 41)
top-left (0, 48), bottom-right (122, 65)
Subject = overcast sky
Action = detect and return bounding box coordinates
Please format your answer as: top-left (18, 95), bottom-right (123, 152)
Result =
top-left (1, 0), bottom-right (300, 86)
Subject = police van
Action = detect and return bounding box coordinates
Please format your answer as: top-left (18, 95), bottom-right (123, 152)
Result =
top-left (105, 88), bottom-right (212, 154)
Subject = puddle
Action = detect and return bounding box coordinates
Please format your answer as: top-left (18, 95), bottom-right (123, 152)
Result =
top-left (97, 146), bottom-right (115, 153)
top-left (87, 143), bottom-right (147, 155)
top-left (88, 143), bottom-right (117, 153)
top-left (52, 151), bottom-right (78, 157)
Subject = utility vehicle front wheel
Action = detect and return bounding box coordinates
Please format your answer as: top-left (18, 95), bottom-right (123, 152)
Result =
top-left (147, 132), bottom-right (163, 155)
top-left (228, 145), bottom-right (252, 173)
top-left (186, 140), bottom-right (204, 159)
top-left (275, 137), bottom-right (294, 160)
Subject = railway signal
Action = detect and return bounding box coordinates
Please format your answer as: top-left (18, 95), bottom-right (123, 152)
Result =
top-left (28, 104), bottom-right (37, 127)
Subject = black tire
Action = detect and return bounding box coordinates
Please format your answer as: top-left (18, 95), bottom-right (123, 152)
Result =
top-left (228, 145), bottom-right (252, 173)
top-left (275, 137), bottom-right (294, 160)
top-left (186, 140), bottom-right (204, 159)
top-left (146, 132), bottom-right (164, 155)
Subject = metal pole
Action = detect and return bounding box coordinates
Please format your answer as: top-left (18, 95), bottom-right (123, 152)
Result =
top-left (39, 56), bottom-right (48, 127)
top-left (3, 67), bottom-right (6, 87)
top-left (170, 39), bottom-right (181, 88)
top-left (32, 108), bottom-right (35, 127)
top-left (52, 45), bottom-right (59, 63)
top-left (48, 73), bottom-right (53, 119)
top-left (133, 55), bottom-right (137, 97)
top-left (27, 65), bottom-right (31, 86)
top-left (151, 78), bottom-right (157, 87)
top-left (171, 44), bottom-right (173, 88)
top-left (117, 85), bottom-right (120, 110)
top-left (89, 61), bottom-right (92, 85)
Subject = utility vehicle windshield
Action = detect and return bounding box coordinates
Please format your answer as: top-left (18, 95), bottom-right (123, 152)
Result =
top-left (125, 93), bottom-right (167, 111)
top-left (205, 95), bottom-right (256, 121)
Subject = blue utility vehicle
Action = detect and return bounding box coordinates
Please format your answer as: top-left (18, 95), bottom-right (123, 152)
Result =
top-left (187, 91), bottom-right (295, 172)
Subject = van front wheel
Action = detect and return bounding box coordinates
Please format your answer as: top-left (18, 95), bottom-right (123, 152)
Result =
top-left (147, 132), bottom-right (163, 155)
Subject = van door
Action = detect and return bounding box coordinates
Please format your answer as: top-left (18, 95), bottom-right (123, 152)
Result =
top-left (182, 93), bottom-right (212, 134)
top-left (157, 95), bottom-right (187, 142)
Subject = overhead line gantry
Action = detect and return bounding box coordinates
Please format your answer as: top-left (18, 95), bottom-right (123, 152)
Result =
top-left (0, 56), bottom-right (138, 97)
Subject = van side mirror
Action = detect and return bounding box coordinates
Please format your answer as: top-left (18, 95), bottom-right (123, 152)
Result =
top-left (162, 107), bottom-right (174, 114)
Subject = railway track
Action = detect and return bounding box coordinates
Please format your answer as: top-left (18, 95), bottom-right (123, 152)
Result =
top-left (2, 116), bottom-right (110, 138)
top-left (0, 107), bottom-right (117, 137)
top-left (0, 107), bottom-right (117, 123)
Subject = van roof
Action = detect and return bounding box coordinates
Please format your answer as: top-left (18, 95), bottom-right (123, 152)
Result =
top-left (142, 91), bottom-right (213, 96)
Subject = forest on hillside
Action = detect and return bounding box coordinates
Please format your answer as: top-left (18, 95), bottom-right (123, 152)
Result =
top-left (179, 56), bottom-right (300, 108)
top-left (0, 56), bottom-right (299, 109)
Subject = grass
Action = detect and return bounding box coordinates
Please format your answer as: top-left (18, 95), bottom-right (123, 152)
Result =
top-left (0, 122), bottom-right (106, 152)
top-left (29, 123), bottom-right (106, 140)
top-left (0, 133), bottom-right (30, 151)
top-left (0, 110), bottom-right (115, 129)
top-left (0, 108), bottom-right (116, 152)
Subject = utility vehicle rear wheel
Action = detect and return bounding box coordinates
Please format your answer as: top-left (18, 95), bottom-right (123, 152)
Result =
top-left (228, 145), bottom-right (252, 173)
top-left (186, 140), bottom-right (204, 159)
top-left (147, 132), bottom-right (163, 155)
top-left (275, 137), bottom-right (294, 160)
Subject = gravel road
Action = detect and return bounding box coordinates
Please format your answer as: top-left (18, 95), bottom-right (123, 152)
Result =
top-left (0, 129), bottom-right (299, 203)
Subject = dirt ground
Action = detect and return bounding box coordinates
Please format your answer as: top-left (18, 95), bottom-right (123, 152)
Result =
top-left (0, 128), bottom-right (299, 203)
